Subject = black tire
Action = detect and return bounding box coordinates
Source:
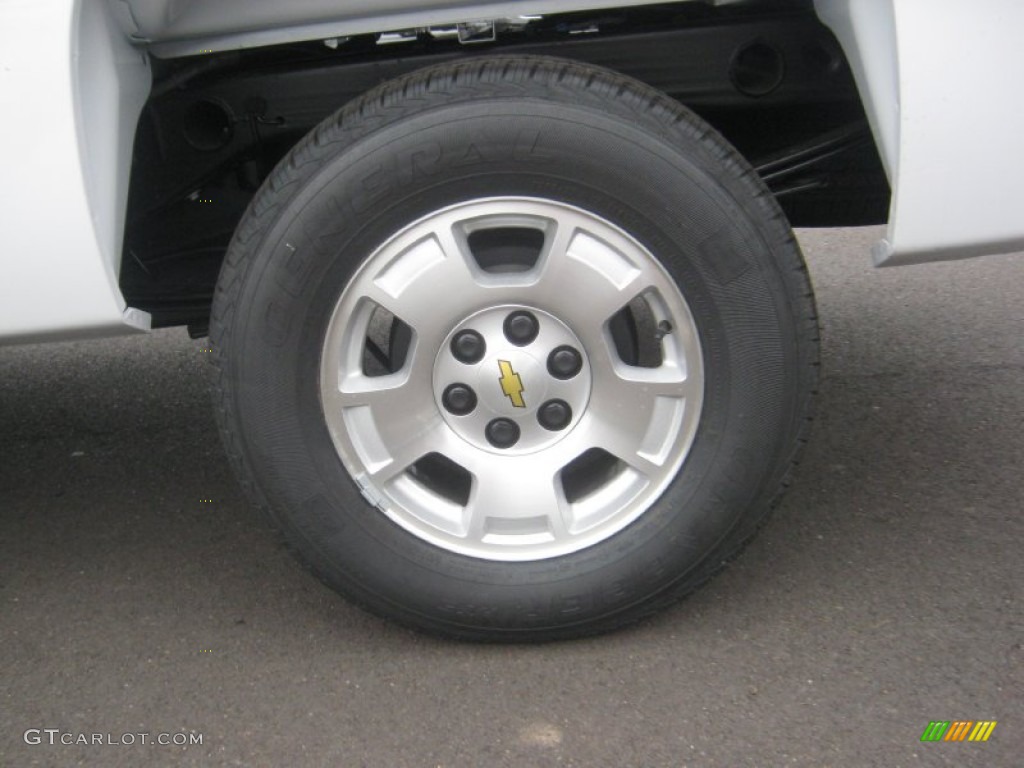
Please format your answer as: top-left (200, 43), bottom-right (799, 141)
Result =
top-left (210, 56), bottom-right (818, 641)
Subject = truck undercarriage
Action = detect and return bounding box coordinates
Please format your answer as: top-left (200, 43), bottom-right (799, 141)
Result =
top-left (119, 1), bottom-right (887, 332)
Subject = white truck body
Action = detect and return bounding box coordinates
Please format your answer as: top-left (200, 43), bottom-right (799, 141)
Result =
top-left (1, 0), bottom-right (1022, 343)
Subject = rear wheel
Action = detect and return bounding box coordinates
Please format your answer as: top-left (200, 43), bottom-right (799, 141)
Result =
top-left (210, 56), bottom-right (817, 640)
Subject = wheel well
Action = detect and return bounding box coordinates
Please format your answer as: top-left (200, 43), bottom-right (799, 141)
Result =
top-left (120, 1), bottom-right (888, 333)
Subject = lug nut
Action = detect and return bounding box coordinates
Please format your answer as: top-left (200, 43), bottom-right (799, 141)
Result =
top-left (537, 399), bottom-right (573, 431)
top-left (547, 345), bottom-right (583, 379)
top-left (451, 330), bottom-right (486, 364)
top-left (442, 383), bottom-right (477, 416)
top-left (503, 311), bottom-right (539, 346)
top-left (485, 418), bottom-right (521, 449)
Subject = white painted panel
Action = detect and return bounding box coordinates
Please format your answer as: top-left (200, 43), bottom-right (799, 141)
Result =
top-left (878, 0), bottom-right (1024, 265)
top-left (0, 0), bottom-right (150, 344)
top-left (819, 0), bottom-right (1024, 265)
top-left (813, 0), bottom-right (899, 181)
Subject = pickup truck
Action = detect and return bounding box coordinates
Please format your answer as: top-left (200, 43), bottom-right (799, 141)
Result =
top-left (2, 0), bottom-right (1021, 640)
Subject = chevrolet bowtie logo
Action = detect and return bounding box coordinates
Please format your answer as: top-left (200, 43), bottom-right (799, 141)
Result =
top-left (497, 360), bottom-right (526, 408)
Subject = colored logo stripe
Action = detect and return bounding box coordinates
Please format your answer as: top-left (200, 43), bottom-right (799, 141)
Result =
top-left (944, 721), bottom-right (973, 742)
top-left (920, 721), bottom-right (996, 743)
top-left (921, 722), bottom-right (949, 742)
top-left (968, 721), bottom-right (997, 742)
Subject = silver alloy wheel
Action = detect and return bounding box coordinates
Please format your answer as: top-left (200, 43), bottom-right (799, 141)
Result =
top-left (320, 198), bottom-right (704, 561)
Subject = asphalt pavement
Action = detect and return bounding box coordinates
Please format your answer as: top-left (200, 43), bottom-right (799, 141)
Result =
top-left (1, 226), bottom-right (1021, 767)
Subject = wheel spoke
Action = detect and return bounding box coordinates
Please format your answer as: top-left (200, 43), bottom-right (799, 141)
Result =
top-left (536, 219), bottom-right (652, 330)
top-left (324, 373), bottom-right (442, 484)
top-left (463, 457), bottom-right (570, 543)
top-left (363, 224), bottom-right (484, 340)
top-left (585, 363), bottom-right (695, 476)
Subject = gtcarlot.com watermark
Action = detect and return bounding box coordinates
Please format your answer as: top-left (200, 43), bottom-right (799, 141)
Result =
top-left (24, 729), bottom-right (203, 747)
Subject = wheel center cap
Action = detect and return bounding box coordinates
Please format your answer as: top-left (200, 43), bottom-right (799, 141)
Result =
top-left (434, 306), bottom-right (592, 454)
